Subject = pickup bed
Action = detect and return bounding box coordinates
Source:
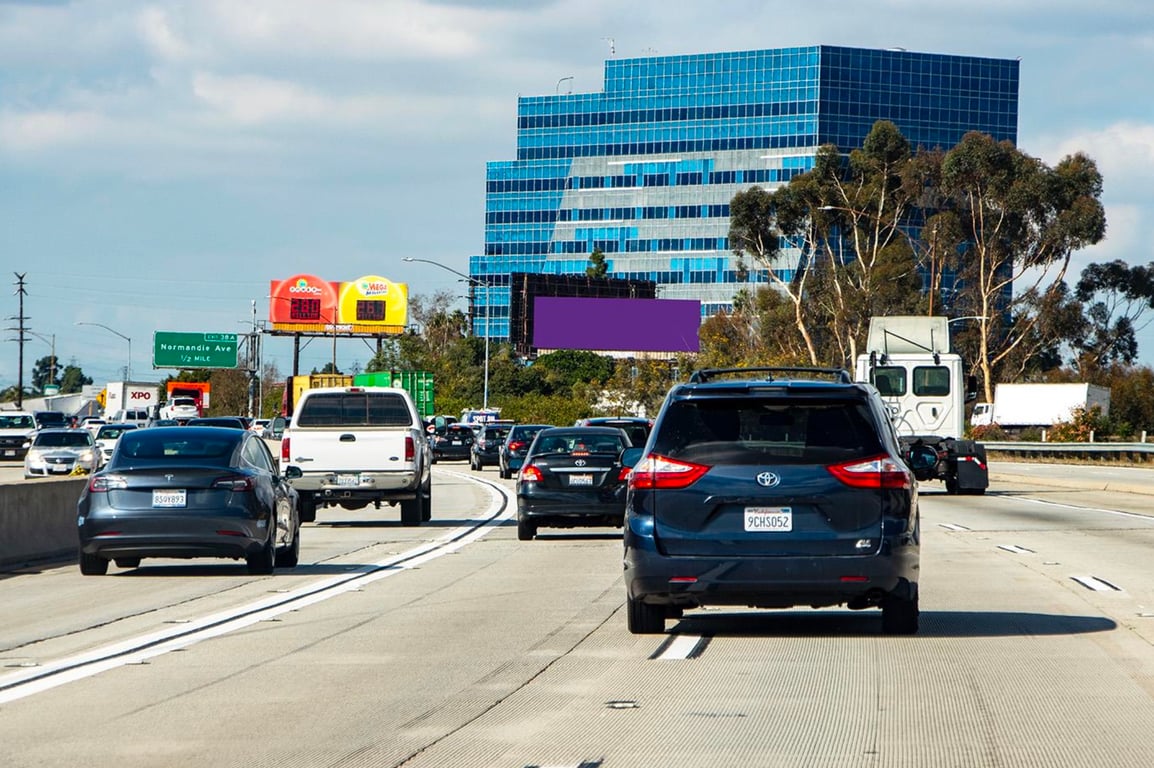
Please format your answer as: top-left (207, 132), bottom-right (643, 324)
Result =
top-left (281, 386), bottom-right (432, 525)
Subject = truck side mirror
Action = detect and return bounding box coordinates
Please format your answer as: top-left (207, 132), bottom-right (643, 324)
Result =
top-left (965, 375), bottom-right (979, 404)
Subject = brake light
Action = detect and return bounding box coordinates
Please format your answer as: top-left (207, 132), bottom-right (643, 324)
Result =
top-left (520, 464), bottom-right (543, 482)
top-left (212, 475), bottom-right (255, 491)
top-left (629, 454), bottom-right (710, 490)
top-left (88, 474), bottom-right (128, 492)
top-left (281, 435), bottom-right (290, 462)
top-left (509, 441), bottom-right (525, 451)
top-left (617, 467), bottom-right (632, 482)
top-left (827, 455), bottom-right (911, 489)
top-left (405, 436), bottom-right (414, 462)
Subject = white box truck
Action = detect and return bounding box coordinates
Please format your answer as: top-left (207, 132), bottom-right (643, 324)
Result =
top-left (971, 383), bottom-right (1110, 430)
top-left (103, 382), bottom-right (160, 422)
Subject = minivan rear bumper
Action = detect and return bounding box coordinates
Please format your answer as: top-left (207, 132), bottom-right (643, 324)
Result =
top-left (624, 521), bottom-right (918, 609)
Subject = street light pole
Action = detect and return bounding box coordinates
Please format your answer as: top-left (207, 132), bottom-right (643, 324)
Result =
top-left (75, 322), bottom-right (131, 380)
top-left (402, 257), bottom-right (490, 409)
top-left (26, 331), bottom-right (56, 388)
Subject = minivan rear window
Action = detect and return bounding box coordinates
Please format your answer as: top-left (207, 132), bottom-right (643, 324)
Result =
top-left (296, 392), bottom-right (413, 427)
top-left (651, 397), bottom-right (883, 465)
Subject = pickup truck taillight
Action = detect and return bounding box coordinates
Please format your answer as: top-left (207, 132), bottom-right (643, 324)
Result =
top-left (404, 436), bottom-right (414, 462)
top-left (281, 436), bottom-right (290, 462)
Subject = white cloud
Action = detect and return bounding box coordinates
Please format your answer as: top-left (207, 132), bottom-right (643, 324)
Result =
top-left (0, 108), bottom-right (110, 151)
top-left (137, 5), bottom-right (193, 61)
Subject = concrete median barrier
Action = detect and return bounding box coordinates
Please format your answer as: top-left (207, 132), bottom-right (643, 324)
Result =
top-left (1, 477), bottom-right (86, 568)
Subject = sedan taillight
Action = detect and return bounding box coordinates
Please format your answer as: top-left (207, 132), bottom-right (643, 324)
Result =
top-left (89, 474), bottom-right (128, 492)
top-left (519, 464), bottom-right (543, 482)
top-left (827, 455), bottom-right (912, 490)
top-left (212, 475), bottom-right (255, 491)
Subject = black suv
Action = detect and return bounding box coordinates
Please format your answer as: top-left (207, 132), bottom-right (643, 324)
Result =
top-left (574, 416), bottom-right (652, 448)
top-left (623, 367), bottom-right (920, 636)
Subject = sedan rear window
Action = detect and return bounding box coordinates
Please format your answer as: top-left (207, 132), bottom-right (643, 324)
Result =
top-left (296, 392), bottom-right (413, 427)
top-left (116, 432), bottom-right (239, 462)
top-left (651, 398), bottom-right (883, 465)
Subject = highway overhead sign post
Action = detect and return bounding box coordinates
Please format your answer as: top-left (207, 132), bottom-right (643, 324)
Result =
top-left (153, 332), bottom-right (239, 369)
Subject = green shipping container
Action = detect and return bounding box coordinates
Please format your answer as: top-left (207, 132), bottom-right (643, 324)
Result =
top-left (353, 370), bottom-right (435, 419)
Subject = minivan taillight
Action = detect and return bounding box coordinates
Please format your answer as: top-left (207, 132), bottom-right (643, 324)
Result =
top-left (827, 455), bottom-right (911, 490)
top-left (628, 454), bottom-right (709, 490)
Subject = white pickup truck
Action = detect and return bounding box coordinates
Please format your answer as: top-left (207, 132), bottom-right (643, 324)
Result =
top-left (280, 386), bottom-right (432, 525)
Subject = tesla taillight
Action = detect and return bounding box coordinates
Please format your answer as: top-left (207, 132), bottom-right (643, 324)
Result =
top-left (88, 474), bottom-right (128, 492)
top-left (212, 475), bottom-right (254, 491)
top-left (827, 455), bottom-right (911, 489)
top-left (520, 464), bottom-right (543, 482)
top-left (628, 454), bottom-right (710, 490)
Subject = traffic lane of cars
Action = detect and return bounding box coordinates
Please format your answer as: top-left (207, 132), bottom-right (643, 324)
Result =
top-left (0, 464), bottom-right (499, 670)
top-left (6, 476), bottom-right (1154, 766)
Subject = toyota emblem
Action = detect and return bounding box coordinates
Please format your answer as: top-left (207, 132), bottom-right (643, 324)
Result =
top-left (756, 471), bottom-right (780, 488)
top-left (574, 459), bottom-right (587, 467)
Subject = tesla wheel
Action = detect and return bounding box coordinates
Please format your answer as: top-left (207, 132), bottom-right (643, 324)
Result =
top-left (882, 593), bottom-right (919, 635)
top-left (627, 596), bottom-right (666, 635)
top-left (517, 515), bottom-right (536, 541)
top-left (247, 531), bottom-right (276, 575)
top-left (79, 550), bottom-right (109, 576)
top-left (114, 557), bottom-right (141, 569)
top-left (275, 521), bottom-right (300, 568)
top-left (401, 496), bottom-right (422, 526)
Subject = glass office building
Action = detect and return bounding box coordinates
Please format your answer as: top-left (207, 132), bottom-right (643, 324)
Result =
top-left (471, 45), bottom-right (1019, 342)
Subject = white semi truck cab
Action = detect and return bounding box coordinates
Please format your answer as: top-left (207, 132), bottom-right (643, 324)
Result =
top-left (854, 316), bottom-right (989, 495)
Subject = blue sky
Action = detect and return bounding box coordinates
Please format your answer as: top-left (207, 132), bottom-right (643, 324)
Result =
top-left (2, 0), bottom-right (1152, 388)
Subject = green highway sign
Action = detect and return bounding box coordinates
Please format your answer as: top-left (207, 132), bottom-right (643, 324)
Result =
top-left (153, 332), bottom-right (239, 369)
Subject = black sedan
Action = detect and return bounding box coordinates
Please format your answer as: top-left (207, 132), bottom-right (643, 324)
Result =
top-left (76, 426), bottom-right (300, 575)
top-left (430, 423), bottom-right (476, 463)
top-left (515, 426), bottom-right (639, 541)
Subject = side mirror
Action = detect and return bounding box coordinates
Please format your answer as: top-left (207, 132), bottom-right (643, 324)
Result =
top-left (283, 465), bottom-right (303, 480)
top-left (905, 443), bottom-right (938, 475)
top-left (620, 447), bottom-right (644, 468)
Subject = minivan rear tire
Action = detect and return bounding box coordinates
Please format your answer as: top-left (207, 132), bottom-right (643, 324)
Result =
top-left (627, 596), bottom-right (666, 635)
top-left (881, 593), bottom-right (919, 635)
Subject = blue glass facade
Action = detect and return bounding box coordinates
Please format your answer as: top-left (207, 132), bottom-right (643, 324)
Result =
top-left (472, 45), bottom-right (1019, 341)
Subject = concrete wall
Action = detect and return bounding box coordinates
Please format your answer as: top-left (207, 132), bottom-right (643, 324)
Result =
top-left (0, 478), bottom-right (86, 567)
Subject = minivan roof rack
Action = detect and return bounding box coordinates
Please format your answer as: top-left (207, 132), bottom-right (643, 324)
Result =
top-left (688, 367), bottom-right (853, 384)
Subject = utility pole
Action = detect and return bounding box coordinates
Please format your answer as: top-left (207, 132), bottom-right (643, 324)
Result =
top-left (10, 273), bottom-right (28, 409)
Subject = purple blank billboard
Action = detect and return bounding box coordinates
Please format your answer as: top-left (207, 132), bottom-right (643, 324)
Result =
top-left (532, 297), bottom-right (700, 353)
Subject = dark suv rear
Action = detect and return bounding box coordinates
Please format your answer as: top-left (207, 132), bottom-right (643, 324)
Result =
top-left (623, 367), bottom-right (920, 636)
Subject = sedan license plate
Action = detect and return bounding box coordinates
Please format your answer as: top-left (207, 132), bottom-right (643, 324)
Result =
top-left (50, 465), bottom-right (70, 473)
top-left (3, 449), bottom-right (13, 457)
top-left (744, 506), bottom-right (792, 532)
top-left (152, 489), bottom-right (187, 508)
top-left (569, 474), bottom-right (593, 487)
top-left (336, 474), bottom-right (360, 487)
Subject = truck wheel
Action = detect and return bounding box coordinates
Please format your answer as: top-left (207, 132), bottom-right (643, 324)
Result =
top-left (401, 497), bottom-right (422, 526)
top-left (421, 476), bottom-right (432, 522)
top-left (945, 477), bottom-right (959, 495)
top-left (298, 495), bottom-right (317, 523)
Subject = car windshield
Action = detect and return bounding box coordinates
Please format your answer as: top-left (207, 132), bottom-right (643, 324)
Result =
top-left (113, 430), bottom-right (240, 465)
top-left (651, 397), bottom-right (883, 465)
top-left (0, 415), bottom-right (35, 429)
top-left (97, 426), bottom-right (136, 440)
top-left (35, 432), bottom-right (92, 447)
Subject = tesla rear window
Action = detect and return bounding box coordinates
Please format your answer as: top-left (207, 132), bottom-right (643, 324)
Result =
top-left (652, 398), bottom-right (883, 465)
top-left (297, 392), bottom-right (413, 427)
top-left (116, 433), bottom-right (238, 462)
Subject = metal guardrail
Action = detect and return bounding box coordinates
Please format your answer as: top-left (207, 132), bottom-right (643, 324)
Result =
top-left (982, 441), bottom-right (1154, 459)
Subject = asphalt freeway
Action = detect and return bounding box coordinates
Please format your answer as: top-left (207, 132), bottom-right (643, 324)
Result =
top-left (2, 462), bottom-right (1154, 767)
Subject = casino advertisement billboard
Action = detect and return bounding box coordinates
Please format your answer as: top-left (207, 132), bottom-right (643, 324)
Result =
top-left (268, 274), bottom-right (408, 334)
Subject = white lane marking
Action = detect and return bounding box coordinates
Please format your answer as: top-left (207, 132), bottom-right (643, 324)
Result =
top-left (652, 634), bottom-right (709, 661)
top-left (1071, 575), bottom-right (1122, 592)
top-left (939, 523), bottom-right (970, 531)
top-left (0, 471), bottom-right (511, 705)
top-left (1016, 496), bottom-right (1154, 523)
top-left (998, 544), bottom-right (1034, 554)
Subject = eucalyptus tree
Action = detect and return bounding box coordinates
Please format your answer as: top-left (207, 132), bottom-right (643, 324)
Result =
top-left (940, 132), bottom-right (1106, 400)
